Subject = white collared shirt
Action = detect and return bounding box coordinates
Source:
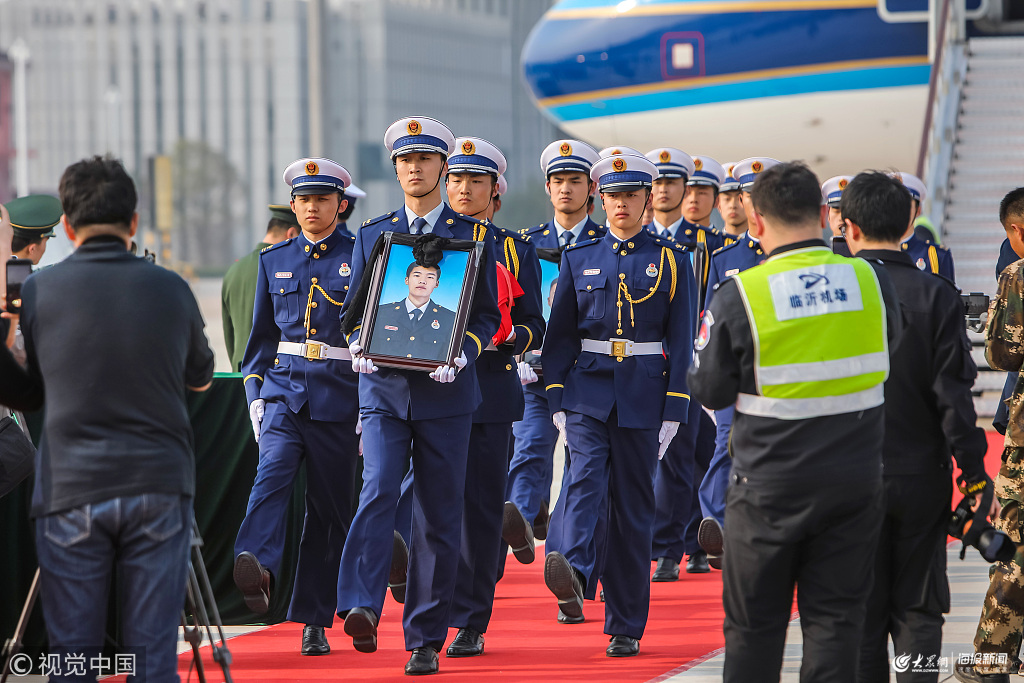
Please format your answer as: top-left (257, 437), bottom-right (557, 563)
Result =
top-left (553, 216), bottom-right (589, 245)
top-left (652, 217), bottom-right (683, 239)
top-left (405, 202), bottom-right (446, 234)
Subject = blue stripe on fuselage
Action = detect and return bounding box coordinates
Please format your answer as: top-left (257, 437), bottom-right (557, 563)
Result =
top-left (522, 7), bottom-right (928, 101)
top-left (543, 63), bottom-right (930, 122)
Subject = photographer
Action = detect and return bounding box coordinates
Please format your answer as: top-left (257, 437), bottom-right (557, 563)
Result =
top-left (840, 172), bottom-right (990, 682)
top-left (0, 203), bottom-right (42, 411)
top-left (18, 156), bottom-right (214, 681)
top-left (956, 187), bottom-right (1024, 683)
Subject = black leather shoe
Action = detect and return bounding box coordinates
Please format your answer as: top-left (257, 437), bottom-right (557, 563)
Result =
top-left (533, 500), bottom-right (550, 541)
top-left (445, 628), bottom-right (484, 657)
top-left (698, 517), bottom-right (724, 556)
top-left (233, 552), bottom-right (270, 615)
top-left (301, 625), bottom-right (330, 655)
top-left (405, 647), bottom-right (439, 675)
top-left (686, 550), bottom-right (710, 574)
top-left (502, 501), bottom-right (536, 564)
top-left (606, 635), bottom-right (640, 657)
top-left (544, 552), bottom-right (583, 620)
top-left (708, 556), bottom-right (723, 570)
top-left (953, 662), bottom-right (1011, 682)
top-left (390, 531), bottom-right (409, 604)
top-left (651, 557), bottom-right (680, 582)
top-left (344, 607), bottom-right (379, 653)
top-left (557, 609), bottom-right (584, 624)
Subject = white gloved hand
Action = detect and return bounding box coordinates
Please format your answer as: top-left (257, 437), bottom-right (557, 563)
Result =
top-left (249, 399), bottom-right (265, 443)
top-left (517, 361), bottom-right (538, 385)
top-left (552, 411), bottom-right (567, 440)
top-left (349, 342), bottom-right (378, 374)
top-left (430, 352), bottom-right (467, 384)
top-left (658, 420), bottom-right (681, 460)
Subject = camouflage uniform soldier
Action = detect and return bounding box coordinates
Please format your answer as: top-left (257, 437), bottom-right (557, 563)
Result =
top-left (964, 198), bottom-right (1024, 682)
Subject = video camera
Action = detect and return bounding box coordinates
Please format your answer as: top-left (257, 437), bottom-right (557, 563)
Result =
top-left (962, 292), bottom-right (990, 333)
top-left (949, 489), bottom-right (1015, 563)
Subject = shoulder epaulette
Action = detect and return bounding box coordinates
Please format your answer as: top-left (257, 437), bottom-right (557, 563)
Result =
top-left (712, 240), bottom-right (742, 257)
top-left (361, 211), bottom-right (396, 228)
top-left (565, 237), bottom-right (600, 251)
top-left (260, 238), bottom-right (293, 255)
top-left (650, 234), bottom-right (675, 249)
top-left (491, 224), bottom-right (532, 244)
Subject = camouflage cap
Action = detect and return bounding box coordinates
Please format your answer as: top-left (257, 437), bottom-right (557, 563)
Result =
top-left (268, 203), bottom-right (299, 225)
top-left (4, 194), bottom-right (63, 238)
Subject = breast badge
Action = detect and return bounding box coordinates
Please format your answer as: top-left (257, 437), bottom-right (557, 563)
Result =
top-left (431, 320), bottom-right (440, 330)
top-left (646, 264), bottom-right (658, 277)
top-left (339, 263), bottom-right (351, 277)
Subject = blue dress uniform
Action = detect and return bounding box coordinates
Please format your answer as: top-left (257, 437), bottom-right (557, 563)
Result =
top-left (335, 116), bottom-right (502, 657)
top-left (236, 159), bottom-right (360, 635)
top-left (890, 170), bottom-right (956, 282)
top-left (505, 139), bottom-right (604, 553)
top-left (543, 154), bottom-right (697, 645)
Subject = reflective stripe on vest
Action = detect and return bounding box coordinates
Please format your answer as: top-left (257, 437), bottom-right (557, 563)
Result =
top-left (733, 246), bottom-right (888, 420)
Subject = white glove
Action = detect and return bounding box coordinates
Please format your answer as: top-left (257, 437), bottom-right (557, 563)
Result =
top-left (349, 342), bottom-right (378, 374)
top-left (517, 361), bottom-right (538, 385)
top-left (249, 399), bottom-right (265, 443)
top-left (430, 352), bottom-right (467, 383)
top-left (552, 411), bottom-right (567, 440)
top-left (658, 420), bottom-right (681, 460)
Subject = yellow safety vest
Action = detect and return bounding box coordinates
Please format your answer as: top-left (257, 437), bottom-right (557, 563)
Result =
top-left (732, 246), bottom-right (889, 419)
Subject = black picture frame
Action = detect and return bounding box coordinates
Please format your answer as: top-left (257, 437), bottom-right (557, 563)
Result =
top-left (359, 232), bottom-right (483, 371)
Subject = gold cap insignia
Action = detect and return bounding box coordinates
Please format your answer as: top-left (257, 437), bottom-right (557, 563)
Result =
top-left (893, 172), bottom-right (903, 184)
top-left (752, 161), bottom-right (763, 173)
top-left (694, 158), bottom-right (703, 171)
top-left (305, 161), bottom-right (319, 175)
top-left (407, 120), bottom-right (421, 135)
top-left (559, 142), bottom-right (572, 157)
top-left (659, 150), bottom-right (671, 163)
top-left (838, 178), bottom-right (848, 190)
top-left (612, 158), bottom-right (626, 172)
top-left (461, 140), bottom-right (475, 155)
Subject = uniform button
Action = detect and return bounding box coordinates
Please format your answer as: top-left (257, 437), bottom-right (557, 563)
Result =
top-left (410, 336), bottom-right (415, 340)
top-left (586, 285), bottom-right (592, 290)
top-left (407, 354), bottom-right (413, 358)
top-left (310, 328), bottom-right (317, 334)
top-left (304, 245), bottom-right (310, 252)
top-left (313, 253), bottom-right (320, 259)
top-left (616, 357), bottom-right (623, 362)
top-left (311, 302), bottom-right (318, 308)
top-left (506, 364), bottom-right (512, 370)
top-left (344, 285), bottom-right (349, 290)
top-left (650, 287), bottom-right (655, 292)
top-left (619, 273), bottom-right (625, 279)
top-left (320, 243), bottom-right (327, 251)
top-left (279, 288), bottom-right (284, 293)
top-left (274, 358), bottom-right (279, 365)
top-left (627, 241), bottom-right (634, 248)
top-left (612, 242), bottom-right (618, 249)
top-left (620, 250), bottom-right (627, 256)
top-left (311, 277), bottom-right (318, 284)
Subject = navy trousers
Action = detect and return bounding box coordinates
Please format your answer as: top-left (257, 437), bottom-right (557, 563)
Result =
top-left (699, 406), bottom-right (734, 524)
top-left (506, 388), bottom-right (558, 524)
top-left (560, 410), bottom-right (658, 638)
top-left (234, 401), bottom-right (359, 627)
top-left (337, 410), bottom-right (472, 651)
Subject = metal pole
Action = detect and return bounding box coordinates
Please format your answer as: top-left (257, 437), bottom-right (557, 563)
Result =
top-left (307, 0), bottom-right (324, 156)
top-left (9, 39), bottom-right (30, 198)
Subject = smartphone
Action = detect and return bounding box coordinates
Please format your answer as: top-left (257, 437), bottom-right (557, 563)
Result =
top-left (5, 259), bottom-right (33, 314)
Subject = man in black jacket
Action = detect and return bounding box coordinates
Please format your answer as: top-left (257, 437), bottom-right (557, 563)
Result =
top-left (19, 156), bottom-right (215, 681)
top-left (842, 171), bottom-right (991, 682)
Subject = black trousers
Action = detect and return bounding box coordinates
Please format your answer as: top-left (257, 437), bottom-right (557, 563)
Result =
top-left (858, 470), bottom-right (952, 683)
top-left (723, 473), bottom-right (884, 683)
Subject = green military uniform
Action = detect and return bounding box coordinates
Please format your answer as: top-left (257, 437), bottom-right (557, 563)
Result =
top-left (973, 258), bottom-right (1024, 676)
top-left (221, 204), bottom-right (298, 371)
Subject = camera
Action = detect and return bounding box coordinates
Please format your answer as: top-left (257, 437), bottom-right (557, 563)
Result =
top-left (962, 292), bottom-right (990, 333)
top-left (949, 494), bottom-right (1015, 563)
top-left (5, 258), bottom-right (33, 315)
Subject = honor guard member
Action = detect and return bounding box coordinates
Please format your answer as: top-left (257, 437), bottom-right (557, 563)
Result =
top-left (683, 156), bottom-right (730, 249)
top-left (717, 163), bottom-right (748, 238)
top-left (235, 158), bottom-right (361, 656)
top-left (697, 159), bottom-right (776, 562)
top-left (641, 146), bottom-right (714, 579)
top-left (491, 175), bottom-right (508, 220)
top-left (838, 172), bottom-right (990, 683)
top-left (221, 204), bottom-right (300, 371)
top-left (504, 139), bottom-right (604, 564)
top-left (336, 116), bottom-right (501, 676)
top-left (442, 137), bottom-right (545, 657)
top-left (336, 183), bottom-right (366, 239)
top-left (542, 153), bottom-right (697, 657)
top-left (822, 176), bottom-right (854, 256)
top-left (689, 162), bottom-right (902, 683)
top-left (890, 171), bottom-right (955, 281)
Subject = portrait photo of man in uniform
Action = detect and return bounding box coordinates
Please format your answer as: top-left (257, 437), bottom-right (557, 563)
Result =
top-left (366, 242), bottom-right (468, 364)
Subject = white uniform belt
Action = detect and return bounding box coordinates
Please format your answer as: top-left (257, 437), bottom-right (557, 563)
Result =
top-left (580, 338), bottom-right (663, 358)
top-left (277, 341), bottom-right (352, 361)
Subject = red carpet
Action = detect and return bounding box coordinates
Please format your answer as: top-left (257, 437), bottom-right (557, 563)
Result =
top-left (113, 430), bottom-right (1009, 682)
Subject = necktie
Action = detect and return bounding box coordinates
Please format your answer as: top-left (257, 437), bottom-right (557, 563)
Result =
top-left (559, 231), bottom-right (572, 247)
top-left (410, 309), bottom-right (423, 322)
top-left (411, 217), bottom-right (428, 235)
top-left (662, 229), bottom-right (672, 239)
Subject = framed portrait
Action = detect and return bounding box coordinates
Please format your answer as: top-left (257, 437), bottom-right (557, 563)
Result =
top-left (359, 232), bottom-right (484, 371)
top-left (523, 247), bottom-right (563, 380)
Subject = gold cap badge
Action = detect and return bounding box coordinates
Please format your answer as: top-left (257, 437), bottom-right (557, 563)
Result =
top-left (305, 161), bottom-right (319, 175)
top-left (559, 142), bottom-right (572, 157)
top-left (612, 158), bottom-right (626, 172)
top-left (694, 158), bottom-right (703, 171)
top-left (461, 140), bottom-right (475, 155)
top-left (752, 161), bottom-right (763, 173)
top-left (407, 120), bottom-right (421, 135)
top-left (659, 150), bottom-right (671, 163)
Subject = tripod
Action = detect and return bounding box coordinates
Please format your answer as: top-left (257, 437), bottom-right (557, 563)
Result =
top-left (2, 519), bottom-right (233, 683)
